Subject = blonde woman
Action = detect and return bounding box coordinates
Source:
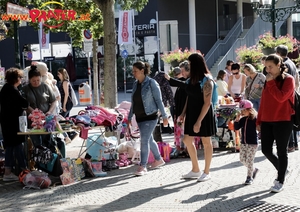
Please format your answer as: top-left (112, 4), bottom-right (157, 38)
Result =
top-left (57, 68), bottom-right (73, 117)
top-left (243, 64), bottom-right (266, 111)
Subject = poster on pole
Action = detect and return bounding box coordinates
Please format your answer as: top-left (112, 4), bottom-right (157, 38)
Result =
top-left (118, 10), bottom-right (133, 44)
top-left (38, 22), bottom-right (50, 50)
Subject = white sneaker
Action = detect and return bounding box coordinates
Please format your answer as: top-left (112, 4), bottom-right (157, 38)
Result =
top-left (134, 166), bottom-right (148, 176)
top-left (270, 181), bottom-right (284, 193)
top-left (181, 171), bottom-right (201, 179)
top-left (197, 172), bottom-right (211, 182)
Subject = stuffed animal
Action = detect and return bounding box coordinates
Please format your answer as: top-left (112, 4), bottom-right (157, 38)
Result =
top-left (44, 115), bottom-right (56, 132)
top-left (28, 109), bottom-right (45, 129)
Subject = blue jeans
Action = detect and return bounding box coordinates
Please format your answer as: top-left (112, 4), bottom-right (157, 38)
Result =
top-left (137, 119), bottom-right (162, 168)
top-left (249, 98), bottom-right (260, 111)
top-left (4, 144), bottom-right (27, 169)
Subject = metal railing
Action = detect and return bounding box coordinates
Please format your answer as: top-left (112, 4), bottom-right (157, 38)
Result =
top-left (205, 17), bottom-right (243, 69)
top-left (209, 0), bottom-right (294, 77)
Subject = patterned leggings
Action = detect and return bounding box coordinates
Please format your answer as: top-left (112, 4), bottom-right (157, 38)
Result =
top-left (240, 144), bottom-right (258, 177)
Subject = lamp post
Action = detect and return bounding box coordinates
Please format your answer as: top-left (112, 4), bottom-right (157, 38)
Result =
top-left (251, 0), bottom-right (300, 37)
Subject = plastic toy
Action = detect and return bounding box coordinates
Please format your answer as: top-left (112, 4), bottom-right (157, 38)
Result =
top-left (28, 109), bottom-right (45, 129)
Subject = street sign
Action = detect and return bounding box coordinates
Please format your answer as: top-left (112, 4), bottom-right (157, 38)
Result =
top-left (83, 41), bottom-right (93, 53)
top-left (83, 29), bottom-right (92, 40)
top-left (121, 49), bottom-right (128, 58)
top-left (44, 56), bottom-right (55, 62)
top-left (27, 51), bottom-right (32, 60)
top-left (83, 29), bottom-right (93, 53)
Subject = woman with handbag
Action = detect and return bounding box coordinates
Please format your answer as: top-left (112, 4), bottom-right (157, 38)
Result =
top-left (0, 68), bottom-right (29, 181)
top-left (57, 68), bottom-right (73, 118)
top-left (243, 64), bottom-right (266, 111)
top-left (128, 61), bottom-right (169, 176)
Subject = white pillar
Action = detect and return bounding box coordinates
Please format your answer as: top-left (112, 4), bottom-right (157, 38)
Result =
top-left (237, 0), bottom-right (243, 30)
top-left (188, 0), bottom-right (196, 49)
top-left (237, 0), bottom-right (243, 18)
top-left (287, 16), bottom-right (293, 36)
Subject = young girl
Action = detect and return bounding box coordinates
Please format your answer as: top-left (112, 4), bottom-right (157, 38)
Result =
top-left (234, 100), bottom-right (259, 185)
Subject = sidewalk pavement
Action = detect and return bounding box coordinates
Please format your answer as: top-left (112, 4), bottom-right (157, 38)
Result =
top-left (1, 130), bottom-right (300, 212)
top-left (1, 94), bottom-right (300, 211)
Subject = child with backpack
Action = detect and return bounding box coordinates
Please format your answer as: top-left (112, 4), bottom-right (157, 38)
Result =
top-left (234, 100), bottom-right (259, 185)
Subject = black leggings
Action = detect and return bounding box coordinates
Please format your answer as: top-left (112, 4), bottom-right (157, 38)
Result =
top-left (261, 121), bottom-right (293, 184)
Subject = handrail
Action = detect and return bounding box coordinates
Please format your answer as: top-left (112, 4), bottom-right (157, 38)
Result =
top-left (205, 17), bottom-right (243, 69)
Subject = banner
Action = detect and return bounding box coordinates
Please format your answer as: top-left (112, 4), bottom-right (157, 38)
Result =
top-left (38, 22), bottom-right (50, 49)
top-left (118, 10), bottom-right (133, 45)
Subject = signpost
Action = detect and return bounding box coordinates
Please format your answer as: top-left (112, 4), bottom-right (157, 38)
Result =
top-left (121, 49), bottom-right (128, 94)
top-left (83, 29), bottom-right (93, 88)
top-left (44, 56), bottom-right (55, 72)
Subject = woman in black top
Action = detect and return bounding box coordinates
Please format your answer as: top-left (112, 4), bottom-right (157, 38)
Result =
top-left (0, 68), bottom-right (29, 181)
top-left (57, 68), bottom-right (73, 117)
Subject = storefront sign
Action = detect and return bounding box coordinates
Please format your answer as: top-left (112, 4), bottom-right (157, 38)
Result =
top-left (135, 23), bottom-right (156, 36)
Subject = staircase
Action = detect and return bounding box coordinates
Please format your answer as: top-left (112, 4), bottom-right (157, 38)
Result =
top-left (207, 0), bottom-right (294, 77)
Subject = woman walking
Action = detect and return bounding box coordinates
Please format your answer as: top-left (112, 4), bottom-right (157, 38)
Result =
top-left (178, 53), bottom-right (216, 182)
top-left (57, 68), bottom-right (73, 117)
top-left (128, 61), bottom-right (168, 176)
top-left (257, 54), bottom-right (294, 192)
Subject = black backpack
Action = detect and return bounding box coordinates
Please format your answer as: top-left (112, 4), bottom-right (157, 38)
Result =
top-left (290, 90), bottom-right (300, 131)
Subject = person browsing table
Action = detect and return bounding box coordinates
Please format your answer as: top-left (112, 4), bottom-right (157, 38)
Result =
top-left (128, 61), bottom-right (168, 176)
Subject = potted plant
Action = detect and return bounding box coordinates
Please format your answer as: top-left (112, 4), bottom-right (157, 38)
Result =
top-left (161, 48), bottom-right (201, 67)
top-left (257, 32), bottom-right (297, 55)
top-left (235, 45), bottom-right (264, 70)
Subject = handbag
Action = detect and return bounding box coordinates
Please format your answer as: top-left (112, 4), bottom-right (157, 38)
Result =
top-left (37, 152), bottom-right (63, 177)
top-left (69, 85), bottom-right (78, 106)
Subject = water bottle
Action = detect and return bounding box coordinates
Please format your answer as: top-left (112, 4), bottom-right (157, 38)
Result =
top-left (19, 110), bottom-right (27, 132)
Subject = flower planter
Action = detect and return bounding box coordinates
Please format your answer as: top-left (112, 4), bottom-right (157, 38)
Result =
top-left (261, 47), bottom-right (275, 55)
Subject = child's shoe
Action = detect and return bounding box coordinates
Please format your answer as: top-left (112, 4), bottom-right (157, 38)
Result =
top-left (252, 168), bottom-right (259, 179)
top-left (244, 176), bottom-right (253, 185)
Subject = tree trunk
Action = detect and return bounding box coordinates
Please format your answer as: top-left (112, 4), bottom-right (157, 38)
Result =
top-left (92, 39), bottom-right (99, 105)
top-left (95, 0), bottom-right (117, 108)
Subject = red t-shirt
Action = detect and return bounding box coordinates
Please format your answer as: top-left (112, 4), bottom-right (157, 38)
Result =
top-left (257, 75), bottom-right (295, 125)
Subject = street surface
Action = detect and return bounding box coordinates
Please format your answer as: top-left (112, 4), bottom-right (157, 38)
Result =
top-left (0, 92), bottom-right (300, 211)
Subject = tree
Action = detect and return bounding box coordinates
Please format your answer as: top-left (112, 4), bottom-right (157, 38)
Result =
top-left (93, 0), bottom-right (148, 108)
top-left (1, 0), bottom-right (149, 108)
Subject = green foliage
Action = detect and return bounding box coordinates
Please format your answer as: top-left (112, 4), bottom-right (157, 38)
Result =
top-left (258, 32), bottom-right (297, 53)
top-left (0, 0), bottom-right (103, 47)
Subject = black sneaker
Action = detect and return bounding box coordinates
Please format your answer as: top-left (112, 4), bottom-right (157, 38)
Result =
top-left (245, 176), bottom-right (253, 185)
top-left (252, 168), bottom-right (259, 179)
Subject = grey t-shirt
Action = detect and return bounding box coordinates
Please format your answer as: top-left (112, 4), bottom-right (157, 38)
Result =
top-left (23, 83), bottom-right (56, 113)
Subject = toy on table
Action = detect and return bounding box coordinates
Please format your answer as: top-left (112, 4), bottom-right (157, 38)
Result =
top-left (44, 115), bottom-right (56, 132)
top-left (28, 109), bottom-right (45, 129)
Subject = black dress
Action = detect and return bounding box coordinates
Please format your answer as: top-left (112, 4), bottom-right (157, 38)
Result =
top-left (184, 81), bottom-right (216, 137)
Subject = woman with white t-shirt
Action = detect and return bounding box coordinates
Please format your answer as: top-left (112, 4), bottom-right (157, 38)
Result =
top-left (228, 63), bottom-right (246, 98)
top-left (216, 70), bottom-right (228, 96)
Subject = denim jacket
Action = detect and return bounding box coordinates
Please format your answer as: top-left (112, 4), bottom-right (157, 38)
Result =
top-left (128, 76), bottom-right (168, 122)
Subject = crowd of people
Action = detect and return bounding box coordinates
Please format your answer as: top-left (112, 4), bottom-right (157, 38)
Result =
top-left (1, 44), bottom-right (299, 194)
top-left (0, 62), bottom-right (74, 181)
